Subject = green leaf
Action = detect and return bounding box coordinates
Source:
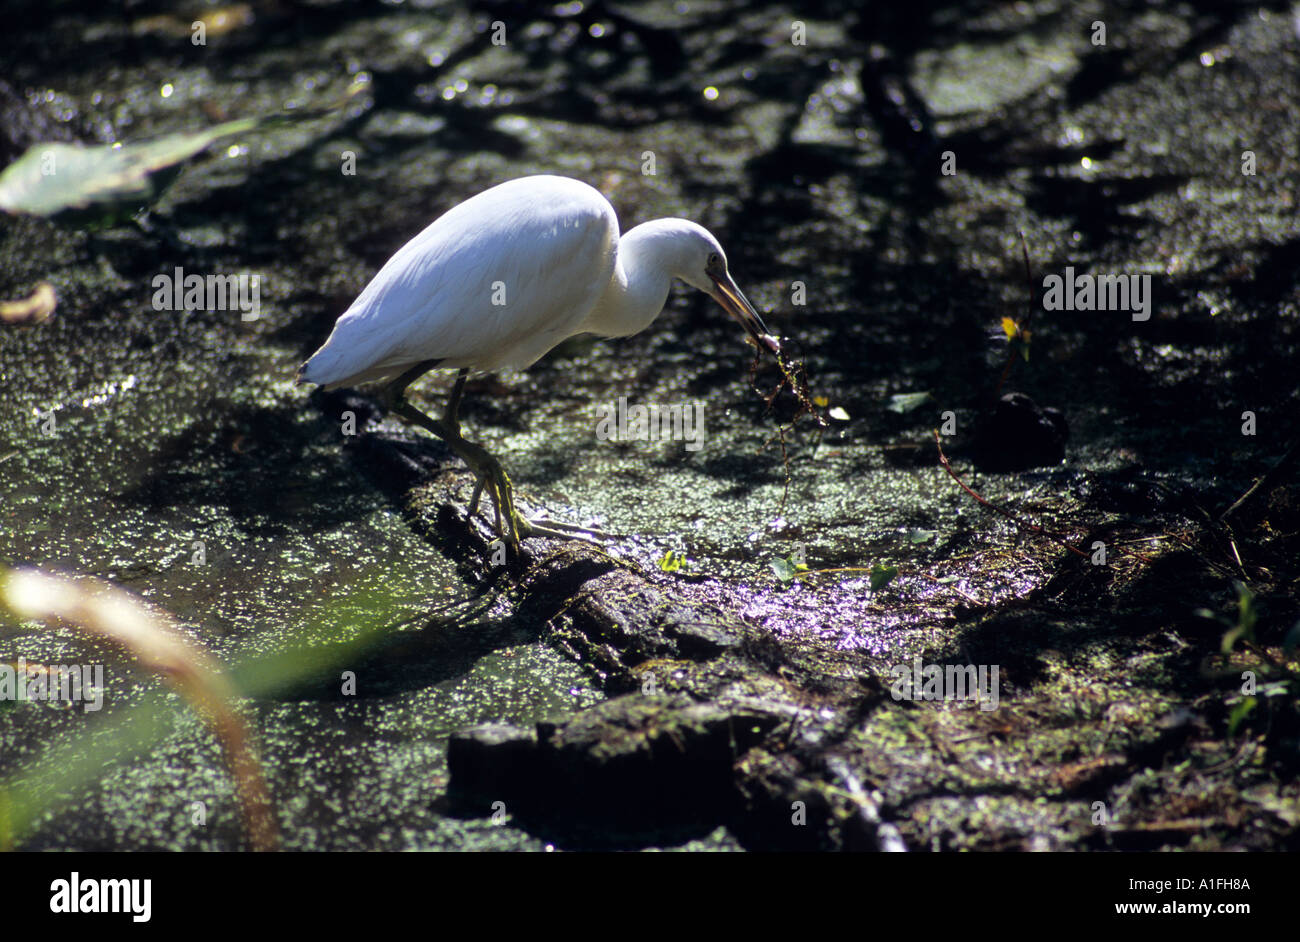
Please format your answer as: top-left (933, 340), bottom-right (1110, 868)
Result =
top-left (1221, 581), bottom-right (1257, 654)
top-left (1235, 581), bottom-right (1257, 634)
top-left (869, 564), bottom-right (898, 591)
top-left (907, 528), bottom-right (936, 544)
top-left (1226, 697), bottom-right (1256, 736)
top-left (770, 557), bottom-right (796, 582)
top-left (887, 392), bottom-right (932, 414)
top-left (0, 81), bottom-right (362, 226)
top-left (0, 117), bottom-right (261, 224)
top-left (769, 556), bottom-right (809, 583)
top-left (657, 550), bottom-right (687, 572)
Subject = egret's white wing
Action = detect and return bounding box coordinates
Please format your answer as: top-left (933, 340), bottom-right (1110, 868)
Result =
top-left (302, 176), bottom-right (618, 388)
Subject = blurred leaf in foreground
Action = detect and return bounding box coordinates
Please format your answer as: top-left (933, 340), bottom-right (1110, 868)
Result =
top-left (0, 117), bottom-right (260, 226)
top-left (0, 282), bottom-right (55, 326)
top-left (0, 81), bottom-right (363, 227)
top-left (0, 567), bottom-right (277, 851)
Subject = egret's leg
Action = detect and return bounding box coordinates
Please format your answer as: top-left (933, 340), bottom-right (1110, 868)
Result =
top-left (467, 476), bottom-right (485, 518)
top-left (389, 398), bottom-right (525, 543)
top-left (433, 370), bottom-right (491, 519)
top-left (443, 369), bottom-right (468, 435)
top-left (387, 365), bottom-right (479, 503)
top-left (386, 364), bottom-right (489, 523)
top-left (383, 365), bottom-right (528, 545)
top-left (442, 370), bottom-right (515, 537)
top-left (384, 364), bottom-right (609, 546)
top-left (385, 360), bottom-right (444, 406)
top-left (437, 370), bottom-right (484, 516)
top-left (442, 371), bottom-right (488, 518)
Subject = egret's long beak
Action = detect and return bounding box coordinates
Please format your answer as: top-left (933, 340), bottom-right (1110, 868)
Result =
top-left (711, 273), bottom-right (781, 357)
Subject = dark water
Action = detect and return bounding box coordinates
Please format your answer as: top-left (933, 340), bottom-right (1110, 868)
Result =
top-left (0, 1), bottom-right (1297, 851)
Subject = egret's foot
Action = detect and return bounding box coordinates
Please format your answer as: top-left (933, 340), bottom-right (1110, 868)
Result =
top-left (392, 398), bottom-right (521, 547)
top-left (482, 485), bottom-right (611, 547)
top-left (390, 396), bottom-right (605, 548)
top-left (467, 490), bottom-right (609, 546)
top-left (527, 517), bottom-right (615, 540)
top-left (517, 519), bottom-right (607, 545)
top-left (479, 459), bottom-right (526, 549)
top-left (461, 463), bottom-right (610, 546)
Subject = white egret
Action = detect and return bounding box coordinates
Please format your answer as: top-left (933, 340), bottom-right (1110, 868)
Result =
top-left (299, 174), bottom-right (780, 547)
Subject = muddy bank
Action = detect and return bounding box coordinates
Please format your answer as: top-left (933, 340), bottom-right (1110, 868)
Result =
top-left (1, 1), bottom-right (1298, 850)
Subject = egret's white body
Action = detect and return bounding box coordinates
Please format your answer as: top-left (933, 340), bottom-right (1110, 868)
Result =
top-left (299, 174), bottom-right (776, 545)
top-left (301, 175), bottom-right (769, 388)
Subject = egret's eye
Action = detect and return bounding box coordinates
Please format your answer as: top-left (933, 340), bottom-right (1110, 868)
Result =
top-left (707, 252), bottom-right (720, 269)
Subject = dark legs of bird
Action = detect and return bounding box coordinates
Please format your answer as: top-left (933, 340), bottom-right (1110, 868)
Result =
top-left (435, 369), bottom-right (488, 520)
top-left (385, 363), bottom-right (524, 546)
top-left (383, 364), bottom-right (608, 547)
top-left (442, 368), bottom-right (468, 435)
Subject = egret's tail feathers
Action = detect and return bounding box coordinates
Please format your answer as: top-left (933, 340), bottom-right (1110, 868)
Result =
top-left (298, 349), bottom-right (344, 388)
top-left (299, 349), bottom-right (446, 391)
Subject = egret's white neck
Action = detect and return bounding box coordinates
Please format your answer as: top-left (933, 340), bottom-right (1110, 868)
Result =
top-left (582, 219), bottom-right (698, 338)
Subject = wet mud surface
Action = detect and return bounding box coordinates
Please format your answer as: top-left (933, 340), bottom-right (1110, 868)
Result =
top-left (1, 1), bottom-right (1298, 850)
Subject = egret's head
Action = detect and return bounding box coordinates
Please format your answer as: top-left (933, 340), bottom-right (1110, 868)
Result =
top-left (671, 222), bottom-right (781, 356)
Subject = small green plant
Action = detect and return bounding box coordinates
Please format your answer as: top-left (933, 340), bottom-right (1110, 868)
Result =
top-left (1194, 581), bottom-right (1257, 654)
top-left (768, 556), bottom-right (898, 592)
top-left (1223, 581), bottom-right (1258, 653)
top-left (869, 564), bottom-right (899, 591)
top-left (769, 555), bottom-right (809, 583)
top-left (1001, 316), bottom-right (1031, 362)
top-left (1225, 697), bottom-right (1255, 736)
top-left (1197, 582), bottom-right (1300, 737)
top-left (657, 550), bottom-right (689, 572)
